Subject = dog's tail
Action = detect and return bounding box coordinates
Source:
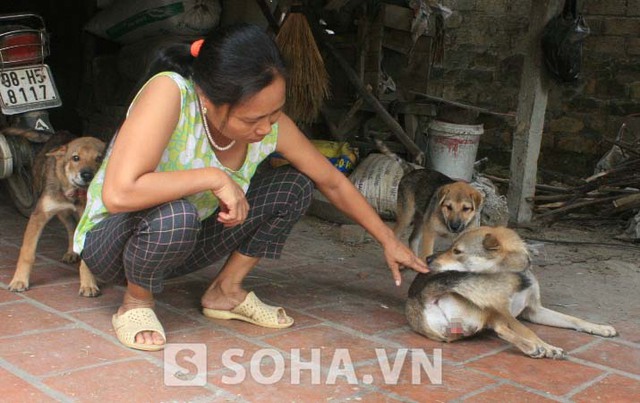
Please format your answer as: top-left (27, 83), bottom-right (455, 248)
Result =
top-left (374, 139), bottom-right (417, 175)
top-left (0, 127), bottom-right (52, 143)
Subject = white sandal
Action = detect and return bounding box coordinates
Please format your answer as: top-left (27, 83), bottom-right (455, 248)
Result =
top-left (112, 308), bottom-right (166, 351)
top-left (202, 291), bottom-right (294, 329)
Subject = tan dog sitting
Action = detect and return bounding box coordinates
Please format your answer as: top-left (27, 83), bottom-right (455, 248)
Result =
top-left (7, 129), bottom-right (105, 296)
top-left (375, 140), bottom-right (484, 260)
top-left (394, 168), bottom-right (484, 260)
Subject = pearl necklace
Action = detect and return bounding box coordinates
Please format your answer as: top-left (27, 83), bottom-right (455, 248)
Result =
top-left (198, 98), bottom-right (236, 151)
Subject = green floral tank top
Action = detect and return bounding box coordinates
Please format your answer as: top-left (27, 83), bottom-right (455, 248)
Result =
top-left (73, 72), bottom-right (279, 253)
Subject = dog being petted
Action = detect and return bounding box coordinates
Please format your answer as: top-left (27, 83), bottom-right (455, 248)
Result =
top-left (406, 226), bottom-right (617, 359)
top-left (6, 128), bottom-right (105, 296)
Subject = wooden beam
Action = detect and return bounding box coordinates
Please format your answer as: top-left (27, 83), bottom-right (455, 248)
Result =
top-left (507, 0), bottom-right (563, 224)
top-left (320, 36), bottom-right (425, 164)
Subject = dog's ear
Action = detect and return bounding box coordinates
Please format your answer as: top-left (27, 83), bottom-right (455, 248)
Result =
top-left (470, 189), bottom-right (484, 210)
top-left (46, 145), bottom-right (68, 158)
top-left (482, 233), bottom-right (501, 251)
top-left (437, 186), bottom-right (450, 205)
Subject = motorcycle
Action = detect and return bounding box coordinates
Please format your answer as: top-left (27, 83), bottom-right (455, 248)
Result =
top-left (0, 12), bottom-right (62, 216)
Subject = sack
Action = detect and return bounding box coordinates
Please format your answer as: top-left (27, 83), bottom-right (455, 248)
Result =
top-left (541, 0), bottom-right (590, 83)
top-left (85, 0), bottom-right (221, 44)
top-left (348, 154), bottom-right (405, 219)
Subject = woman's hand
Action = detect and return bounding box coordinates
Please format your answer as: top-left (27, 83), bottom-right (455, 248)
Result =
top-left (382, 237), bottom-right (429, 286)
top-left (211, 174), bottom-right (249, 227)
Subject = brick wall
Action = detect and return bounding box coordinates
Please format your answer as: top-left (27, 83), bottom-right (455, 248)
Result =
top-left (428, 0), bottom-right (639, 174)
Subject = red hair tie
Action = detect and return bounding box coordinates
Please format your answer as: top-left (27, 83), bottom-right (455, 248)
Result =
top-left (190, 39), bottom-right (204, 57)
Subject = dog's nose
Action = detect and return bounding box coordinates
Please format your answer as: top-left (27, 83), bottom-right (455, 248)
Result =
top-left (80, 170), bottom-right (94, 182)
top-left (449, 220), bottom-right (463, 232)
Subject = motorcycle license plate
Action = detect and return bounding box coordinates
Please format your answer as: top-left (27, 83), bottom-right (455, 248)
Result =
top-left (0, 65), bottom-right (62, 115)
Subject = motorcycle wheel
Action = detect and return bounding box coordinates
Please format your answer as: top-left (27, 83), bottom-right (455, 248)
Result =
top-left (5, 165), bottom-right (35, 217)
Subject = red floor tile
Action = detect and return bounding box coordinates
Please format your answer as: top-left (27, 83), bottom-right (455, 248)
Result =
top-left (572, 374), bottom-right (640, 402)
top-left (279, 262), bottom-right (377, 286)
top-left (43, 359), bottom-right (216, 402)
top-left (0, 302), bottom-right (71, 337)
top-left (154, 279), bottom-right (208, 311)
top-left (0, 327), bottom-right (138, 376)
top-left (0, 289), bottom-right (22, 303)
top-left (262, 325), bottom-right (383, 366)
top-left (70, 306), bottom-right (119, 336)
top-left (22, 282), bottom-right (124, 312)
top-left (170, 327), bottom-right (266, 372)
top-left (388, 329), bottom-right (506, 363)
top-left (211, 364), bottom-right (361, 402)
top-left (523, 323), bottom-right (603, 352)
top-left (252, 251), bottom-right (316, 272)
top-left (359, 361), bottom-right (495, 401)
top-left (467, 351), bottom-right (604, 396)
top-left (464, 384), bottom-right (557, 402)
top-left (353, 274), bottom-right (415, 311)
top-left (0, 367), bottom-right (55, 402)
top-left (0, 224), bottom-right (26, 243)
top-left (613, 320), bottom-right (640, 344)
top-left (154, 306), bottom-right (204, 335)
top-left (1, 264), bottom-right (78, 290)
top-left (0, 244), bottom-right (21, 268)
top-left (352, 391), bottom-right (405, 401)
top-left (573, 340), bottom-right (640, 375)
top-left (306, 300), bottom-right (407, 335)
top-left (252, 281), bottom-right (362, 310)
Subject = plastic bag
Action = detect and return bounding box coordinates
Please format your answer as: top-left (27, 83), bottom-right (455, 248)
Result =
top-left (85, 0), bottom-right (221, 44)
top-left (270, 140), bottom-right (358, 175)
top-left (541, 0), bottom-right (590, 83)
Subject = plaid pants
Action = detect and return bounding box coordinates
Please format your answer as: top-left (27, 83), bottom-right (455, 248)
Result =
top-left (81, 166), bottom-right (313, 293)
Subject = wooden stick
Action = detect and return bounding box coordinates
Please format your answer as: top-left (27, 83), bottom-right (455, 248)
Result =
top-left (483, 174), bottom-right (575, 195)
top-left (612, 193), bottom-right (640, 212)
top-left (409, 90), bottom-right (516, 119)
top-left (310, 19), bottom-right (425, 163)
top-left (255, 0), bottom-right (281, 33)
top-left (528, 194), bottom-right (576, 202)
top-left (601, 138), bottom-right (640, 157)
top-left (535, 195), bottom-right (620, 219)
top-left (336, 96), bottom-right (365, 137)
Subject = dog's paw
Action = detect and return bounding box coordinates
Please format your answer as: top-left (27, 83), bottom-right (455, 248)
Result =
top-left (8, 280), bottom-right (29, 292)
top-left (62, 252), bottom-right (81, 264)
top-left (529, 344), bottom-right (566, 360)
top-left (587, 325), bottom-right (618, 338)
top-left (78, 285), bottom-right (101, 298)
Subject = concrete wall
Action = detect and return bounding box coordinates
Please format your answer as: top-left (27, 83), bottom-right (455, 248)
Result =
top-left (428, 0), bottom-right (639, 173)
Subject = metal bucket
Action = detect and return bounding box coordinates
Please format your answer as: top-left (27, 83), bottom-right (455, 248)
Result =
top-left (427, 120), bottom-right (484, 181)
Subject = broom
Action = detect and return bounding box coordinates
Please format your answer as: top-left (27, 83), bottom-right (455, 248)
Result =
top-left (275, 5), bottom-right (330, 125)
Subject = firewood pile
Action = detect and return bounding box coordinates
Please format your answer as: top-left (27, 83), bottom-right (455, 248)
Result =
top-left (526, 121), bottom-right (640, 222)
top-left (530, 158), bottom-right (640, 220)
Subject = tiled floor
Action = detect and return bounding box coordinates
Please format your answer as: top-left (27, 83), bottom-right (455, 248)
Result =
top-left (0, 189), bottom-right (639, 402)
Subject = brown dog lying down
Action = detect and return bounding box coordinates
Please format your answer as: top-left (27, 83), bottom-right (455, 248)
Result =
top-left (5, 128), bottom-right (105, 296)
top-left (375, 139), bottom-right (484, 260)
top-left (406, 226), bottom-right (617, 359)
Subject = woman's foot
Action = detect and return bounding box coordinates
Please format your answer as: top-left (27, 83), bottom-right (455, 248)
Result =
top-left (201, 252), bottom-right (291, 326)
top-left (115, 290), bottom-right (165, 347)
top-left (201, 281), bottom-right (247, 311)
top-left (201, 281), bottom-right (291, 326)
